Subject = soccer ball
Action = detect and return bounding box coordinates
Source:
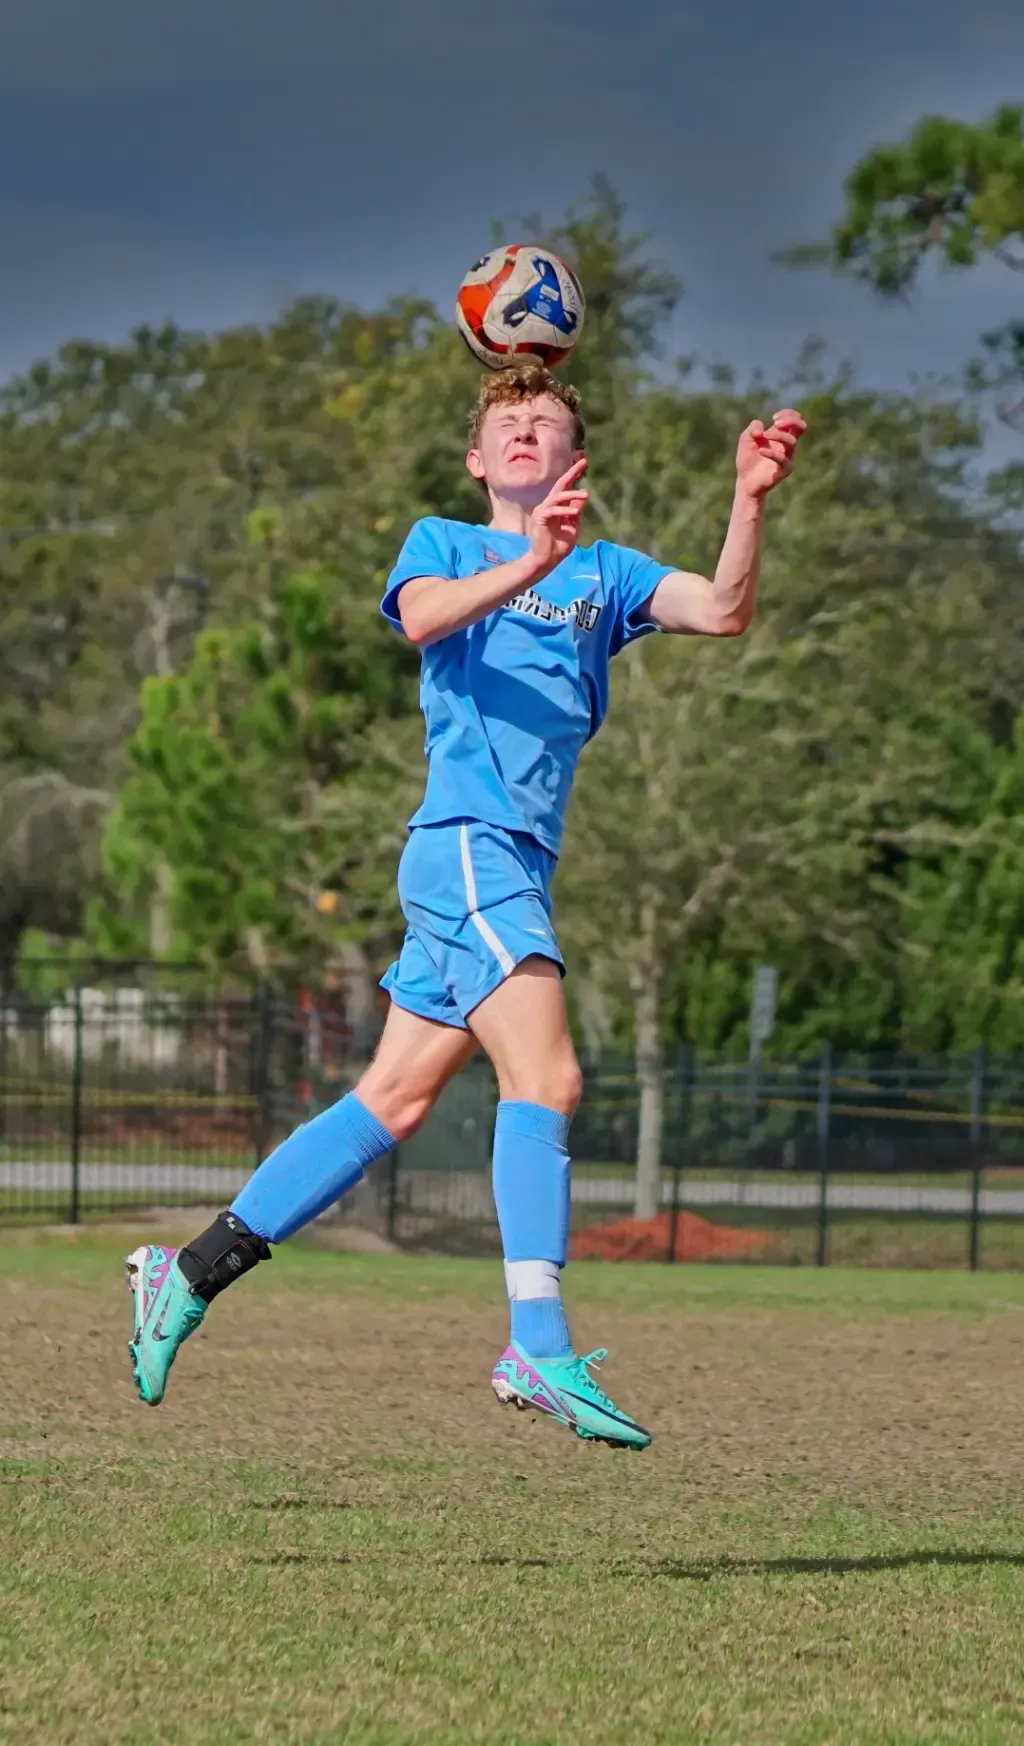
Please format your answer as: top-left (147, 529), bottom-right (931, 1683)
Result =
top-left (455, 244), bottom-right (585, 370)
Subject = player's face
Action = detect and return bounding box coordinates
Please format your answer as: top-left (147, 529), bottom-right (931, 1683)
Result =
top-left (467, 394), bottom-right (581, 502)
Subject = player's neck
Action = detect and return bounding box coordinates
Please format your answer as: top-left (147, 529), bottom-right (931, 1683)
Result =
top-left (487, 508), bottom-right (531, 535)
top-left (485, 490), bottom-right (547, 536)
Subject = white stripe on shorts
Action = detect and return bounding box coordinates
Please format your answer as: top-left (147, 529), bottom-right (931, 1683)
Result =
top-left (459, 823), bottom-right (515, 978)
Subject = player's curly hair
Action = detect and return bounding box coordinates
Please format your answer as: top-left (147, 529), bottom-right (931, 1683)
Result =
top-left (468, 361), bottom-right (586, 451)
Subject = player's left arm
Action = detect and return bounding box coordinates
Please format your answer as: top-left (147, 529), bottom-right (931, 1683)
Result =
top-left (645, 409), bottom-right (806, 637)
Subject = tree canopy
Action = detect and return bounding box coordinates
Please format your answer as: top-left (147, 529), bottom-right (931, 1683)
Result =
top-left (780, 104), bottom-right (1024, 459)
top-left (780, 105), bottom-right (1024, 295)
top-left (2, 180), bottom-right (1024, 1101)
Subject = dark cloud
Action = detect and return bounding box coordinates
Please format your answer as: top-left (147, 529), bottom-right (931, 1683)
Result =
top-left (0, 0), bottom-right (1021, 392)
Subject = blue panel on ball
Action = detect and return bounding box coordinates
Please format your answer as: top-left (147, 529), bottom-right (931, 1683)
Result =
top-left (504, 256), bottom-right (579, 336)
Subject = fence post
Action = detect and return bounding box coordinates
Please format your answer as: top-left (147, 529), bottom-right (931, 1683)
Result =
top-left (816, 1041), bottom-right (832, 1267)
top-left (968, 1047), bottom-right (985, 1272)
top-left (252, 984), bottom-right (276, 1169)
top-left (69, 986), bottom-right (84, 1226)
top-left (667, 1046), bottom-right (692, 1264)
top-left (0, 964), bottom-right (8, 1144)
top-left (386, 1144), bottom-right (401, 1246)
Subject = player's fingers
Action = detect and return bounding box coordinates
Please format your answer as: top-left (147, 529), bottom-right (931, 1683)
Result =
top-left (745, 419), bottom-right (766, 438)
top-left (537, 492), bottom-right (588, 518)
top-left (763, 425), bottom-right (798, 451)
top-left (553, 457), bottom-right (589, 492)
top-left (751, 432), bottom-right (787, 461)
top-left (771, 409), bottom-right (807, 433)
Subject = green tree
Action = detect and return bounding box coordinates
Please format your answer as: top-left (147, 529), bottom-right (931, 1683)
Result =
top-left (75, 184), bottom-right (691, 990)
top-left (559, 355), bottom-right (1024, 1207)
top-left (779, 104), bottom-right (1024, 455)
top-left (0, 297), bottom-right (448, 962)
top-left (10, 180), bottom-right (1024, 1125)
top-left (896, 721), bottom-right (1024, 1053)
top-left (781, 105), bottom-right (1024, 294)
top-left (90, 560), bottom-right (422, 987)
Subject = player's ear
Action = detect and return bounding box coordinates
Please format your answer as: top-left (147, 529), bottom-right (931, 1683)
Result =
top-left (466, 449), bottom-right (486, 482)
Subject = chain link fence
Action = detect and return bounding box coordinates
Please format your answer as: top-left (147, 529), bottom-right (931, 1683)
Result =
top-left (4, 976), bottom-right (1024, 1268)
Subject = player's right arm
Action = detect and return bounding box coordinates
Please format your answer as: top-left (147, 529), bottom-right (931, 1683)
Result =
top-left (396, 461), bottom-right (588, 647)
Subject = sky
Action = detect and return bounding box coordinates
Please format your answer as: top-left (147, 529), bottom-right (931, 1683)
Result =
top-left (1, 0), bottom-right (1022, 401)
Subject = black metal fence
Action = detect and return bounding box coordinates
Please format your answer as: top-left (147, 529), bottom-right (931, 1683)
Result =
top-left (4, 982), bottom-right (1024, 1269)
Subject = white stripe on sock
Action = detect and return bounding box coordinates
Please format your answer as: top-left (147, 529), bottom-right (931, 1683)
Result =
top-left (504, 1259), bottom-right (561, 1301)
top-left (459, 823), bottom-right (514, 977)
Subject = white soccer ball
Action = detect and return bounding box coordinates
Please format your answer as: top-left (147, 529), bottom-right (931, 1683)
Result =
top-left (455, 244), bottom-right (585, 370)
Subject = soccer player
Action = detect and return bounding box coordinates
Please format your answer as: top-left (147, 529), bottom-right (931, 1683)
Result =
top-left (126, 362), bottom-right (805, 1447)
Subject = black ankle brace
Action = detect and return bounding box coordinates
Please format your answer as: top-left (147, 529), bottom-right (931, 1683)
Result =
top-left (177, 1211), bottom-right (271, 1304)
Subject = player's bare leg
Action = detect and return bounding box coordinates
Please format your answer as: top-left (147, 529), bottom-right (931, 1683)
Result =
top-left (355, 1003), bottom-right (479, 1140)
top-left (126, 1003), bottom-right (474, 1404)
top-left (469, 958), bottom-right (651, 1449)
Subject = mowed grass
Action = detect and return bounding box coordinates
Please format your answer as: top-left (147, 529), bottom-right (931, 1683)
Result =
top-left (3, 1237), bottom-right (1024, 1744)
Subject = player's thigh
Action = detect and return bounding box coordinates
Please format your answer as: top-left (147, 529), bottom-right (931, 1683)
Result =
top-left (467, 956), bottom-right (582, 1115)
top-left (357, 1001), bottom-right (478, 1141)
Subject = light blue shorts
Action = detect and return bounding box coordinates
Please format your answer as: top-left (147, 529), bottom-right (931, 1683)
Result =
top-left (380, 820), bottom-right (564, 1030)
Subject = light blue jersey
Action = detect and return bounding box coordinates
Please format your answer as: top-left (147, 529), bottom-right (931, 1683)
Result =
top-left (381, 518), bottom-right (674, 856)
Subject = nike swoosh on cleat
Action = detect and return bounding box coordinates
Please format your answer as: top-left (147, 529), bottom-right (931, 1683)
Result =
top-left (557, 1390), bottom-right (645, 1430)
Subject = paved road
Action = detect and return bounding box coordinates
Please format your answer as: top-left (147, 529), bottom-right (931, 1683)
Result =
top-left (585, 1177), bottom-right (1024, 1216)
top-left (4, 1162), bottom-right (1024, 1217)
top-left (0, 1163), bottom-right (252, 1198)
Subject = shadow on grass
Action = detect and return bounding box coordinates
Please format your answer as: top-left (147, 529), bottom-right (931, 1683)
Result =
top-left (478, 1548), bottom-right (1024, 1580)
top-left (250, 1551), bottom-right (355, 1565)
top-left (242, 1545), bottom-right (1024, 1577)
top-left (244, 1495), bottom-right (359, 1511)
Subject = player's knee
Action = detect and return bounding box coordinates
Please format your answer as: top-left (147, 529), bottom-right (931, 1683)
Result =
top-left (355, 1069), bottom-right (438, 1144)
top-left (502, 1053), bottom-right (583, 1117)
top-left (554, 1058), bottom-right (584, 1117)
top-left (382, 1094), bottom-right (435, 1144)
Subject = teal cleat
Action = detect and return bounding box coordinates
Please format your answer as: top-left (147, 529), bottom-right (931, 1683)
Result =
top-left (491, 1343), bottom-right (652, 1449)
top-left (125, 1245), bottom-right (207, 1405)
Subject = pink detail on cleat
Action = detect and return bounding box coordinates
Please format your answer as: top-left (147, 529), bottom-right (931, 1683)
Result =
top-left (128, 1246), bottom-right (179, 1321)
top-left (492, 1346), bottom-right (577, 1425)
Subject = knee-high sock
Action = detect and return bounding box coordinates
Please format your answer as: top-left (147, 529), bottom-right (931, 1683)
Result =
top-left (492, 1100), bottom-right (573, 1359)
top-left (231, 1092), bottom-right (395, 1244)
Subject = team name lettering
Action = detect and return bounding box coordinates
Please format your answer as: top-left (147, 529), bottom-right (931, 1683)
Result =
top-left (507, 590), bottom-right (602, 634)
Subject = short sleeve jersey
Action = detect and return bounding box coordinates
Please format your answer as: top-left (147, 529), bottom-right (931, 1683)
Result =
top-left (381, 518), bottom-right (674, 856)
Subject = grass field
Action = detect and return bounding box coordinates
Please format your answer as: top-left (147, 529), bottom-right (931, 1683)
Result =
top-left (3, 1235), bottom-right (1024, 1744)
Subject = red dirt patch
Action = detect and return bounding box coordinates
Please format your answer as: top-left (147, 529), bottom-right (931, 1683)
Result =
top-left (570, 1211), bottom-right (771, 1263)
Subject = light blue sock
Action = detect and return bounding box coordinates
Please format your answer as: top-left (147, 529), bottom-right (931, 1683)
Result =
top-left (510, 1293), bottom-right (573, 1360)
top-left (492, 1100), bottom-right (574, 1360)
top-left (231, 1092), bottom-right (395, 1244)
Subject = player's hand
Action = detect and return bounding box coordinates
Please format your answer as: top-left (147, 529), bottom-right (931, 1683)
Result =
top-left (736, 410), bottom-right (806, 499)
top-left (527, 458), bottom-right (589, 574)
